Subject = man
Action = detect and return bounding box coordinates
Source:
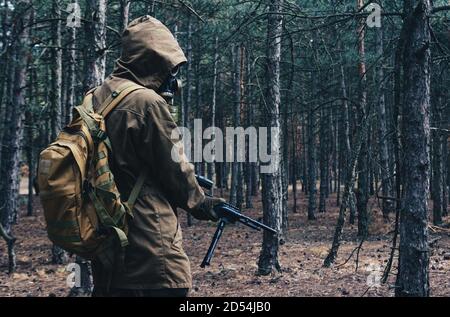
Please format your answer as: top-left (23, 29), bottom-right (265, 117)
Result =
top-left (90, 16), bottom-right (224, 297)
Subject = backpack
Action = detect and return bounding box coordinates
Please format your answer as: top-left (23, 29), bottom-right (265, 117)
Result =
top-left (37, 82), bottom-right (145, 261)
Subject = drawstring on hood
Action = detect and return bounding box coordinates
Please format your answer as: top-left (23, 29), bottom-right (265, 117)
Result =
top-left (113, 16), bottom-right (187, 91)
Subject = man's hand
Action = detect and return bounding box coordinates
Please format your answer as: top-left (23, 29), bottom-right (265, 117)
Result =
top-left (190, 196), bottom-right (226, 221)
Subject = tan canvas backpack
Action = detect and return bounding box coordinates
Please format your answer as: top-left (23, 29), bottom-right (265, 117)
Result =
top-left (37, 82), bottom-right (145, 261)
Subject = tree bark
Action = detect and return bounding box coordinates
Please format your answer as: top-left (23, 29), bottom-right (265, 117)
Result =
top-left (307, 90), bottom-right (317, 221)
top-left (288, 38), bottom-right (297, 214)
top-left (209, 36), bottom-right (219, 195)
top-left (319, 107), bottom-right (330, 213)
top-left (84, 0), bottom-right (107, 90)
top-left (120, 0), bottom-right (130, 31)
top-left (338, 48), bottom-right (356, 224)
top-left (375, 2), bottom-right (394, 219)
top-left (0, 0), bottom-right (32, 274)
top-left (185, 17), bottom-right (193, 226)
top-left (25, 55), bottom-right (35, 217)
top-left (237, 45), bottom-right (245, 209)
top-left (0, 0), bottom-right (9, 144)
top-left (356, 0), bottom-right (369, 238)
top-left (230, 45), bottom-right (241, 208)
top-left (291, 117), bottom-right (298, 213)
top-left (50, 0), bottom-right (67, 265)
top-left (301, 113), bottom-right (308, 194)
top-left (395, 0), bottom-right (431, 297)
top-left (66, 0), bottom-right (77, 124)
top-left (258, 0), bottom-right (284, 275)
top-left (307, 34), bottom-right (322, 221)
top-left (50, 1), bottom-right (62, 140)
top-left (245, 45), bottom-right (253, 209)
top-left (431, 104), bottom-right (443, 225)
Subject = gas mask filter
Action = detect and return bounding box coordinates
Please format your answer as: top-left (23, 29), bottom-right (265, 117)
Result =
top-left (159, 66), bottom-right (182, 123)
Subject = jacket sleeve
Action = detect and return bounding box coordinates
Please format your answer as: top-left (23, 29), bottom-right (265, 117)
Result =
top-left (137, 93), bottom-right (205, 211)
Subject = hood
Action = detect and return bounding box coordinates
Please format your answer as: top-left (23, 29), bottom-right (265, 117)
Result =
top-left (113, 16), bottom-right (187, 90)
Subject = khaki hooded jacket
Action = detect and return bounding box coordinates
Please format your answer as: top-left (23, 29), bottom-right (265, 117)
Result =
top-left (91, 16), bottom-right (204, 290)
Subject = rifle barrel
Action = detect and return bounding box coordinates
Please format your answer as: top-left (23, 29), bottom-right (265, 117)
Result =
top-left (216, 203), bottom-right (277, 234)
top-left (196, 175), bottom-right (278, 267)
top-left (238, 218), bottom-right (261, 231)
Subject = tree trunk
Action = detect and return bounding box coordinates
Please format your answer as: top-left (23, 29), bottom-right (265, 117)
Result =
top-left (74, 0), bottom-right (109, 296)
top-left (280, 34), bottom-right (294, 234)
top-left (50, 0), bottom-right (67, 265)
top-left (290, 65), bottom-right (298, 213)
top-left (384, 4), bottom-right (409, 282)
top-left (25, 59), bottom-right (35, 217)
top-left (332, 109), bottom-right (338, 195)
top-left (323, 114), bottom-right (368, 267)
top-left (184, 17), bottom-right (193, 227)
top-left (194, 48), bottom-right (204, 177)
top-left (25, 9), bottom-right (36, 217)
top-left (0, 0), bottom-right (32, 274)
top-left (339, 51), bottom-right (356, 224)
top-left (301, 113), bottom-right (307, 194)
top-left (375, 4), bottom-right (394, 219)
top-left (209, 36), bottom-right (219, 195)
top-left (84, 0), bottom-right (107, 90)
top-left (0, 0), bottom-right (9, 145)
top-left (307, 95), bottom-right (317, 221)
top-left (442, 111), bottom-right (448, 216)
top-left (291, 118), bottom-right (298, 213)
top-left (356, 0), bottom-right (369, 238)
top-left (245, 46), bottom-right (253, 209)
top-left (66, 0), bottom-right (77, 124)
top-left (237, 45), bottom-right (245, 210)
top-left (229, 44), bottom-right (244, 210)
top-left (395, 0), bottom-right (431, 298)
top-left (336, 138), bottom-right (342, 206)
top-left (319, 108), bottom-right (330, 213)
top-left (431, 105), bottom-right (443, 225)
top-left (257, 0), bottom-right (284, 275)
top-left (50, 1), bottom-right (62, 140)
top-left (120, 0), bottom-right (130, 31)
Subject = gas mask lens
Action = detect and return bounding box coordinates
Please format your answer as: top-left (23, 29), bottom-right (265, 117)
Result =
top-left (171, 65), bottom-right (180, 76)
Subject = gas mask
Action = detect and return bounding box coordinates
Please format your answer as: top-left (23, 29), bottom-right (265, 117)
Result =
top-left (158, 66), bottom-right (182, 123)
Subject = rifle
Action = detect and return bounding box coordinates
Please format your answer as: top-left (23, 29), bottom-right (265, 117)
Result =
top-left (195, 175), bottom-right (277, 268)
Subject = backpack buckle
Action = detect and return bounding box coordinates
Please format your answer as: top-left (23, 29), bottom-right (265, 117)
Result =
top-left (93, 130), bottom-right (107, 142)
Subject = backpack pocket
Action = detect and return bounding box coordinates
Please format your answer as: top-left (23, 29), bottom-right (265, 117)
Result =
top-left (38, 143), bottom-right (84, 251)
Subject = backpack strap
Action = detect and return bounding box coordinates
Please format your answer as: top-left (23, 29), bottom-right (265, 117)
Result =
top-left (125, 169), bottom-right (147, 213)
top-left (94, 82), bottom-right (149, 213)
top-left (98, 82), bottom-right (145, 118)
top-left (83, 88), bottom-right (97, 113)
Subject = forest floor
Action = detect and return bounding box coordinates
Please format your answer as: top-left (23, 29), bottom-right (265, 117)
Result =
top-left (1, 183), bottom-right (449, 297)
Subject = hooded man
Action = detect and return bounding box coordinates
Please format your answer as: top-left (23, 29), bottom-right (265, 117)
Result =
top-left (90, 16), bottom-right (224, 297)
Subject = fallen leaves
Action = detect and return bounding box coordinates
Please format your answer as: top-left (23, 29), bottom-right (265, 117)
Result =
top-left (11, 273), bottom-right (29, 282)
top-left (0, 195), bottom-right (449, 297)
